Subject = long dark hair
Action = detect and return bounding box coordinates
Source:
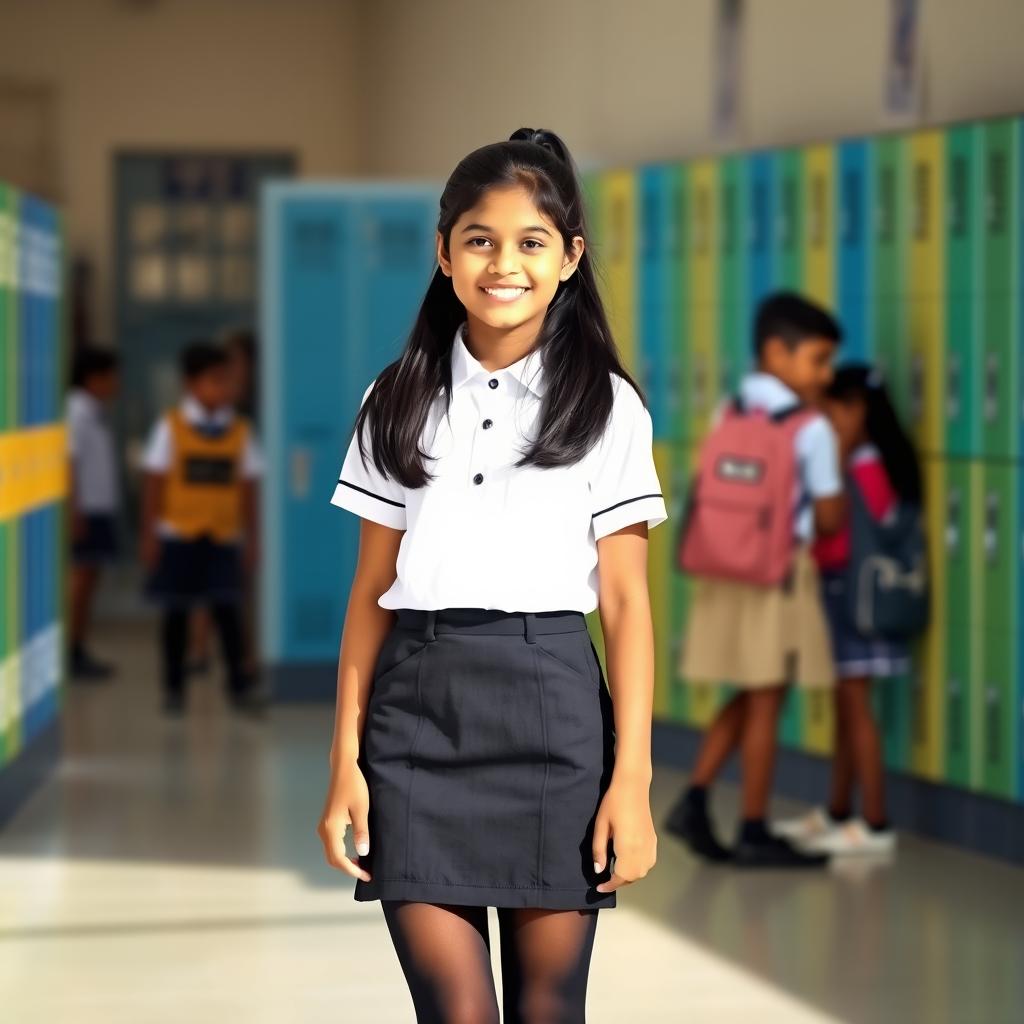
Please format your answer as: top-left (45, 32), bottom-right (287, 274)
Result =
top-left (827, 362), bottom-right (922, 505)
top-left (353, 127), bottom-right (643, 488)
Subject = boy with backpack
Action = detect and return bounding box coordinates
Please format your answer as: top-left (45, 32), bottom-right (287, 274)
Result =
top-left (668, 292), bottom-right (846, 868)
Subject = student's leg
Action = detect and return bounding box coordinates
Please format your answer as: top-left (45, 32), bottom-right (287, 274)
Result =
top-left (689, 692), bottom-right (748, 787)
top-left (828, 683), bottom-right (856, 821)
top-left (161, 607), bottom-right (189, 700)
top-left (188, 608), bottom-right (213, 670)
top-left (496, 907), bottom-right (599, 1024)
top-left (209, 603), bottom-right (247, 696)
top-left (837, 677), bottom-right (887, 827)
top-left (739, 685), bottom-right (787, 821)
top-left (380, 900), bottom-right (499, 1024)
top-left (70, 564), bottom-right (101, 664)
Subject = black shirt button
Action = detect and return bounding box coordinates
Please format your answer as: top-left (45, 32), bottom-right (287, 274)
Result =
top-left (482, 419), bottom-right (493, 429)
top-left (488, 378), bottom-right (499, 389)
top-left (473, 473), bottom-right (484, 485)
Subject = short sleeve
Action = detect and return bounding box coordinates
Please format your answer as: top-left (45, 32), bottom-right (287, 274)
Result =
top-left (587, 377), bottom-right (668, 541)
top-left (141, 416), bottom-right (172, 473)
top-left (329, 380), bottom-right (407, 531)
top-left (242, 428), bottom-right (264, 479)
top-left (798, 415), bottom-right (842, 500)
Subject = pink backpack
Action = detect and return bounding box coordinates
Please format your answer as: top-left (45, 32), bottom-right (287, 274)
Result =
top-left (678, 398), bottom-right (816, 587)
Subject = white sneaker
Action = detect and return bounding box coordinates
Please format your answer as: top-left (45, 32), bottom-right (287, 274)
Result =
top-left (772, 807), bottom-right (835, 843)
top-left (804, 819), bottom-right (897, 857)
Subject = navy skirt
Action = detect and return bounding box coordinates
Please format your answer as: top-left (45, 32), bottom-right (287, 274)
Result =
top-left (145, 537), bottom-right (244, 607)
top-left (355, 608), bottom-right (617, 910)
top-left (821, 570), bottom-right (910, 679)
top-left (71, 514), bottom-right (119, 564)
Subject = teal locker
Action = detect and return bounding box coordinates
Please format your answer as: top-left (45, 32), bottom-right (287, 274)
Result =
top-left (979, 119), bottom-right (1020, 460)
top-left (979, 464), bottom-right (1017, 796)
top-left (945, 125), bottom-right (981, 459)
top-left (718, 155), bottom-right (748, 394)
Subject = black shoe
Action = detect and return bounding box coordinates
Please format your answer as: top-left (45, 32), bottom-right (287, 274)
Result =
top-left (163, 692), bottom-right (186, 717)
top-left (664, 791), bottom-right (732, 862)
top-left (228, 686), bottom-right (266, 717)
top-left (733, 833), bottom-right (830, 869)
top-left (71, 648), bottom-right (114, 682)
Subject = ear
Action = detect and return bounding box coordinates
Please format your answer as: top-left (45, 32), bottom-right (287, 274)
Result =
top-left (559, 235), bottom-right (585, 282)
top-left (436, 231), bottom-right (452, 277)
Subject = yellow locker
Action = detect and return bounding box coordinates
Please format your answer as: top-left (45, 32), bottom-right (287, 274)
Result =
top-left (913, 458), bottom-right (947, 778)
top-left (598, 169), bottom-right (637, 375)
top-left (801, 143), bottom-right (837, 754)
top-left (907, 130), bottom-right (946, 456)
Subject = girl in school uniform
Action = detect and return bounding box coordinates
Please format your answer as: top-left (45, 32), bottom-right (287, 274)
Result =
top-left (776, 363), bottom-right (921, 855)
top-left (317, 128), bottom-right (666, 1022)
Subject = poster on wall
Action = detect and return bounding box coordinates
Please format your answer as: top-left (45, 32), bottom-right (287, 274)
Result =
top-left (885, 0), bottom-right (925, 120)
top-left (712, 0), bottom-right (744, 142)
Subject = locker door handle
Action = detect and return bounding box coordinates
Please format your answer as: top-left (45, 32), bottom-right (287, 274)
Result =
top-left (290, 447), bottom-right (311, 500)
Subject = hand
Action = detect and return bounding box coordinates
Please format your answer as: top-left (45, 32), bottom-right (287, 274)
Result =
top-left (317, 760), bottom-right (372, 882)
top-left (593, 775), bottom-right (657, 894)
top-left (141, 534), bottom-right (161, 571)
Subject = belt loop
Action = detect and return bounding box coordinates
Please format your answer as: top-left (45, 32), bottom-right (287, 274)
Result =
top-left (523, 612), bottom-right (536, 644)
top-left (423, 609), bottom-right (437, 643)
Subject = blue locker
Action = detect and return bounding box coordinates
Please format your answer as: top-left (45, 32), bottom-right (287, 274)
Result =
top-left (261, 184), bottom-right (437, 689)
top-left (838, 139), bottom-right (871, 359)
top-left (638, 165), bottom-right (672, 438)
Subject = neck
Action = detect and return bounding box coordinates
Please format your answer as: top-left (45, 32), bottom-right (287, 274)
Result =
top-left (463, 312), bottom-right (544, 372)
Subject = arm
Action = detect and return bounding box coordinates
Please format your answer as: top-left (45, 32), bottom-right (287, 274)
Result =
top-left (592, 521), bottom-right (658, 894)
top-left (814, 493), bottom-right (847, 537)
top-left (139, 472), bottom-right (165, 569)
top-left (241, 478), bottom-right (260, 571)
top-left (317, 519), bottom-right (403, 881)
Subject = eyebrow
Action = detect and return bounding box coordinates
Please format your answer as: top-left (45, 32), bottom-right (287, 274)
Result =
top-left (461, 223), bottom-right (554, 237)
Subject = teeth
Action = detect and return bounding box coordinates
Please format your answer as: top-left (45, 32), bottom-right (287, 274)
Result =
top-left (484, 287), bottom-right (526, 298)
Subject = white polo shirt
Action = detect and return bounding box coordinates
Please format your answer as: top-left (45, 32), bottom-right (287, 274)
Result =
top-left (330, 323), bottom-right (667, 613)
top-left (66, 389), bottom-right (120, 514)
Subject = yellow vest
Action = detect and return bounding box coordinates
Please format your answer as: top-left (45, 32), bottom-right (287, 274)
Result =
top-left (163, 410), bottom-right (249, 542)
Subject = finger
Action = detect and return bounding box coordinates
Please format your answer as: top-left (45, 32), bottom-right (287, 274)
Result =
top-left (596, 871), bottom-right (631, 894)
top-left (319, 820), bottom-right (371, 881)
top-left (350, 804), bottom-right (371, 859)
top-left (592, 816), bottom-right (610, 874)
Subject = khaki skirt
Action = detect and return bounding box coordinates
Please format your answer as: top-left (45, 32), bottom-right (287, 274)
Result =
top-left (679, 547), bottom-right (835, 689)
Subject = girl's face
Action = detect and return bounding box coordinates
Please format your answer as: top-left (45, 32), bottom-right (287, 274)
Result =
top-left (824, 394), bottom-right (867, 453)
top-left (437, 185), bottom-right (583, 335)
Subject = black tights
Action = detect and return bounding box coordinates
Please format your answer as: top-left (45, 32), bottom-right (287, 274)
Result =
top-left (161, 604), bottom-right (246, 697)
top-left (381, 900), bottom-right (600, 1023)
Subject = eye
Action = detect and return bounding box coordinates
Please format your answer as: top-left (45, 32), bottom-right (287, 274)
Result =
top-left (467, 237), bottom-right (493, 248)
top-left (522, 239), bottom-right (545, 250)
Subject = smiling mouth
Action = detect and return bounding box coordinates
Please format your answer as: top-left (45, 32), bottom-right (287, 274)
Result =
top-left (481, 286), bottom-right (530, 302)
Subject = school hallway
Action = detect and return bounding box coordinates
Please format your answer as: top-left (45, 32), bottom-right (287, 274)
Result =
top-left (0, 618), bottom-right (1018, 1024)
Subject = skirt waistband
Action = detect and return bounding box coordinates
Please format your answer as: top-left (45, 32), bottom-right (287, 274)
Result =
top-left (395, 608), bottom-right (587, 642)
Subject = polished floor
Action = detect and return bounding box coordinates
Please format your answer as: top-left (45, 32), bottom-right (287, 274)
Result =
top-left (1, 619), bottom-right (1022, 1023)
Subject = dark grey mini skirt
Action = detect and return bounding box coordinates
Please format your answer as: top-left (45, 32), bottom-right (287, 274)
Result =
top-left (355, 607), bottom-right (617, 910)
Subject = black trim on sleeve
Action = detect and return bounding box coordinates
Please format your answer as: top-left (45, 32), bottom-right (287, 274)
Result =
top-left (592, 493), bottom-right (663, 519)
top-left (337, 478), bottom-right (406, 509)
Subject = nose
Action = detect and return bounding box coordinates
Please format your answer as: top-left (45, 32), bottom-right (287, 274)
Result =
top-left (488, 243), bottom-right (521, 277)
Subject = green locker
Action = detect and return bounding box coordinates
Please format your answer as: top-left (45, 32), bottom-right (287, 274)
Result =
top-left (773, 149), bottom-right (804, 748)
top-left (945, 125), bottom-right (981, 459)
top-left (979, 464), bottom-right (1017, 796)
top-left (943, 460), bottom-right (981, 786)
top-left (669, 447), bottom-right (694, 724)
top-left (979, 119), bottom-right (1020, 460)
top-left (668, 164), bottom-right (690, 446)
top-left (718, 155), bottom-right (748, 394)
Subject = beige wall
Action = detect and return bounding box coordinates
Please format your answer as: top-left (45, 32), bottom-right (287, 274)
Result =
top-left (355, 0), bottom-right (1024, 175)
top-left (0, 0), bottom-right (361, 339)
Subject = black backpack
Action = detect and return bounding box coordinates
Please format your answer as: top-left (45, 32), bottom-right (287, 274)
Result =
top-left (844, 475), bottom-right (930, 640)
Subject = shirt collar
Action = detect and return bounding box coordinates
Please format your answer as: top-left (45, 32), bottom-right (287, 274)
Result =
top-left (181, 394), bottom-right (233, 426)
top-left (739, 371), bottom-right (800, 410)
top-left (450, 322), bottom-right (547, 398)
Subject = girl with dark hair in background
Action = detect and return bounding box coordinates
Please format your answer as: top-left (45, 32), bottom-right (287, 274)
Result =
top-left (776, 362), bottom-right (922, 856)
top-left (317, 128), bottom-right (665, 1021)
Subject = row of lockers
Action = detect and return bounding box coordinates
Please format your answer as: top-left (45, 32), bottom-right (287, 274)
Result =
top-left (0, 182), bottom-right (66, 771)
top-left (584, 115), bottom-right (1023, 463)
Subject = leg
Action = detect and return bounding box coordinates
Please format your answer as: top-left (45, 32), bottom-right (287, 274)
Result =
top-left (838, 677), bottom-right (887, 826)
top-left (210, 603), bottom-right (247, 696)
top-left (689, 692), bottom-right (748, 787)
top-left (380, 900), bottom-right (499, 1024)
top-left (739, 685), bottom-right (787, 820)
top-left (189, 608), bottom-right (213, 668)
top-left (497, 907), bottom-right (599, 1024)
top-left (828, 683), bottom-right (856, 820)
top-left (161, 607), bottom-right (189, 699)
